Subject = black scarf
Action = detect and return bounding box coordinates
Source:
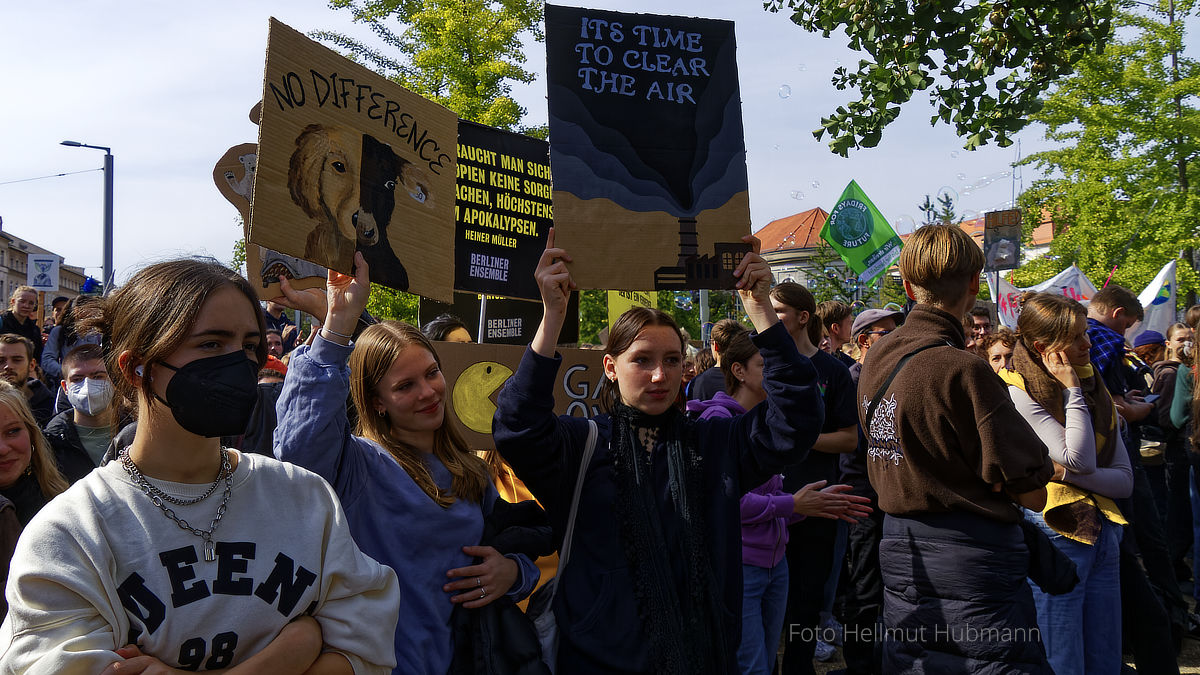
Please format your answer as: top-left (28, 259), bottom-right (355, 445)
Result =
top-left (609, 403), bottom-right (726, 675)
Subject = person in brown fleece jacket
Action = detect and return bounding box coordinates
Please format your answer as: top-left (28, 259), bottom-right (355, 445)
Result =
top-left (858, 224), bottom-right (1054, 674)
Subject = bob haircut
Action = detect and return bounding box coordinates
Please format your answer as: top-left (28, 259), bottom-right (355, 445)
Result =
top-left (600, 307), bottom-right (685, 413)
top-left (898, 225), bottom-right (985, 305)
top-left (75, 258), bottom-right (268, 417)
top-left (1015, 292), bottom-right (1087, 355)
top-left (0, 381), bottom-right (67, 497)
top-left (348, 320), bottom-right (490, 507)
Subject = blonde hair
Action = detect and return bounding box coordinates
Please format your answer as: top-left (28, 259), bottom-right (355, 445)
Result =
top-left (8, 285), bottom-right (35, 307)
top-left (0, 382), bottom-right (67, 497)
top-left (898, 225), bottom-right (985, 305)
top-left (1015, 292), bottom-right (1087, 354)
top-left (348, 321), bottom-right (490, 507)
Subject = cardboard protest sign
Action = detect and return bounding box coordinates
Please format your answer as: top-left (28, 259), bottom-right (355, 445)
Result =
top-left (983, 209), bottom-right (1022, 272)
top-left (251, 18), bottom-right (457, 301)
top-left (821, 180), bottom-right (903, 284)
top-left (1127, 259), bottom-right (1177, 345)
top-left (455, 121), bottom-right (553, 300)
top-left (214, 142), bottom-right (327, 299)
top-left (437, 341), bottom-right (605, 449)
top-left (607, 290), bottom-right (654, 328)
top-left (420, 292), bottom-right (580, 345)
top-left (545, 5), bottom-right (752, 291)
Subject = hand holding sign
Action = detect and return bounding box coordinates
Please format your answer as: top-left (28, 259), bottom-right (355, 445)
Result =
top-left (532, 227), bottom-right (576, 357)
top-left (323, 252), bottom-right (371, 343)
top-left (733, 235), bottom-right (779, 333)
top-left (271, 276), bottom-right (329, 320)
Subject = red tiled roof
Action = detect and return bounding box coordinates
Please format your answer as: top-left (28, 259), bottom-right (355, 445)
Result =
top-left (757, 207), bottom-right (829, 253)
top-left (760, 208), bottom-right (1056, 253)
top-left (898, 215), bottom-right (1055, 246)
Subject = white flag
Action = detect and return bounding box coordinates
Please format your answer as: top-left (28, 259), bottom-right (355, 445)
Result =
top-left (987, 265), bottom-right (1099, 328)
top-left (1125, 260), bottom-right (1177, 344)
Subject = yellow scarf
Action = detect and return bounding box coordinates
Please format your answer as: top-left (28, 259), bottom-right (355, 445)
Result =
top-left (1000, 366), bottom-right (1127, 545)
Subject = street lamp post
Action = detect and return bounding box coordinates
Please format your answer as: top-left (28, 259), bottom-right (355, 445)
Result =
top-left (60, 141), bottom-right (113, 296)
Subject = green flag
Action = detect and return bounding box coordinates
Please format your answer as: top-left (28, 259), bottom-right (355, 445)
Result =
top-left (820, 180), bottom-right (902, 284)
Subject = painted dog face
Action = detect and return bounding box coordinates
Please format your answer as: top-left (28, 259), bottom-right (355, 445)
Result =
top-left (357, 134), bottom-right (433, 246)
top-left (287, 124), bottom-right (363, 242)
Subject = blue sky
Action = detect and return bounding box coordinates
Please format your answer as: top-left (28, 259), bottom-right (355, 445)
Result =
top-left (1, 1), bottom-right (1193, 285)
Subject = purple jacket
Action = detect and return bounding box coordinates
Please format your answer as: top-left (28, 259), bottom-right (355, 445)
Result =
top-left (687, 392), bottom-right (802, 568)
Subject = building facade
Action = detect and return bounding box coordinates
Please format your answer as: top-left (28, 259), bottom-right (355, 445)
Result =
top-left (0, 225), bottom-right (87, 324)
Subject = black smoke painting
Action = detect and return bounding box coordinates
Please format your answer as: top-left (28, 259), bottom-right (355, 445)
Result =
top-left (545, 5), bottom-right (752, 290)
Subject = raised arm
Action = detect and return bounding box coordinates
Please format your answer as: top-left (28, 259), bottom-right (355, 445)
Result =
top-left (724, 237), bottom-right (824, 491)
top-left (494, 230), bottom-right (590, 517)
top-left (530, 228), bottom-right (576, 359)
top-left (273, 254), bottom-right (374, 493)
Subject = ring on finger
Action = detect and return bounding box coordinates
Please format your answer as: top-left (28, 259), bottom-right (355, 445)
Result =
top-left (476, 577), bottom-right (482, 588)
top-left (479, 589), bottom-right (486, 599)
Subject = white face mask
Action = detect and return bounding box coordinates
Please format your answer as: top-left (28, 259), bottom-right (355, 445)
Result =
top-left (1182, 341), bottom-right (1194, 360)
top-left (64, 377), bottom-right (114, 416)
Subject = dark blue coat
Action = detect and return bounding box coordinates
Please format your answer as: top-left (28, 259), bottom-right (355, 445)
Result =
top-left (492, 322), bottom-right (823, 673)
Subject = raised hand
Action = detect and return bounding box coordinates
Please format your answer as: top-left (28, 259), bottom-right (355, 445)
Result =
top-left (322, 252), bottom-right (370, 343)
top-left (269, 277), bottom-right (329, 319)
top-left (733, 234), bottom-right (778, 332)
top-left (531, 228), bottom-right (576, 357)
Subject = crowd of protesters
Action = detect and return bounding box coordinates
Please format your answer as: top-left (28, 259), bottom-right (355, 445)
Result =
top-left (0, 223), bottom-right (1199, 674)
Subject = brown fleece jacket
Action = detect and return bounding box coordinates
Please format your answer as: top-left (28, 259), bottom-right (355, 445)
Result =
top-left (858, 305), bottom-right (1053, 523)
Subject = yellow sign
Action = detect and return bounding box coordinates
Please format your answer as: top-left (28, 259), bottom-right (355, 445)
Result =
top-left (607, 290), bottom-right (655, 328)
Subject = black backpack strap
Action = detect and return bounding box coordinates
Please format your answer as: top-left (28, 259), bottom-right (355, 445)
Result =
top-left (865, 341), bottom-right (954, 429)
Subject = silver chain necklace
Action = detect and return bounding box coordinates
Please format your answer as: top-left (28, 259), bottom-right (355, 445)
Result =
top-left (119, 448), bottom-right (233, 562)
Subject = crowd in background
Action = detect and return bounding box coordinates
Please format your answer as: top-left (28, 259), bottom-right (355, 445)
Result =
top-left (0, 225), bottom-right (1196, 673)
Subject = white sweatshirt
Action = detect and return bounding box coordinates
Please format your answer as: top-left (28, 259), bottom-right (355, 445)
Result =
top-left (0, 451), bottom-right (400, 674)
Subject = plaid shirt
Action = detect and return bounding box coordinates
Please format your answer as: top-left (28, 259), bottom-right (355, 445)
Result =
top-left (1087, 317), bottom-right (1126, 382)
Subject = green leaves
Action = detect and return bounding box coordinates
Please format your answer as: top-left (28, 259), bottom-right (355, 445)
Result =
top-left (316, 0), bottom-right (543, 130)
top-left (765, 0), bottom-right (1117, 156)
top-left (1016, 2), bottom-right (1200, 302)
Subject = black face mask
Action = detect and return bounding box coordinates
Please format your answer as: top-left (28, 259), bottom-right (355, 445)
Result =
top-left (154, 351), bottom-right (259, 438)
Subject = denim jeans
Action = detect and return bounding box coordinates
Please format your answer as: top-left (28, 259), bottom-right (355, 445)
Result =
top-left (739, 560), bottom-right (790, 675)
top-left (1025, 509), bottom-right (1123, 675)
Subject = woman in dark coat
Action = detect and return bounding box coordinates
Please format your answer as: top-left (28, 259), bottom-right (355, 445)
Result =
top-left (492, 231), bottom-right (825, 674)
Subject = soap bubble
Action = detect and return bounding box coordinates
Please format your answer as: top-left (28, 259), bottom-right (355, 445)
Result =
top-left (771, 144), bottom-right (782, 151)
top-left (938, 186), bottom-right (959, 203)
top-left (778, 84), bottom-right (792, 99)
top-left (797, 63), bottom-right (808, 72)
top-left (950, 151), bottom-right (960, 159)
top-left (956, 172), bottom-right (967, 181)
top-left (893, 214), bottom-right (916, 231)
top-left (790, 190), bottom-right (805, 200)
top-left (810, 179), bottom-right (821, 189)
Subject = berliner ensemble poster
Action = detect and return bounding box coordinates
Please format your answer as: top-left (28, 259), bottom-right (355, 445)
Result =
top-left (545, 5), bottom-right (752, 291)
top-left (251, 18), bottom-right (458, 302)
top-left (454, 121), bottom-right (553, 300)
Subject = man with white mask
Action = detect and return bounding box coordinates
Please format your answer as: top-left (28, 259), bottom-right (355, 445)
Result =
top-left (44, 344), bottom-right (119, 470)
